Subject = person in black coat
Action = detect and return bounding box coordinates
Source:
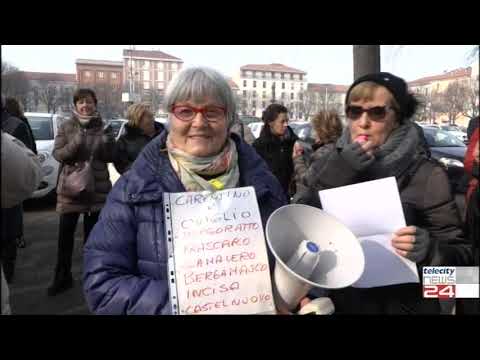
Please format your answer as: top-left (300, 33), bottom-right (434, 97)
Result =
top-left (4, 97), bottom-right (37, 155)
top-left (253, 104), bottom-right (298, 198)
top-left (293, 73), bottom-right (473, 314)
top-left (1, 95), bottom-right (37, 283)
top-left (113, 102), bottom-right (165, 174)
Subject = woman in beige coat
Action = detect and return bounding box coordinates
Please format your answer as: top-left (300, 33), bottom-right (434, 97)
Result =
top-left (47, 88), bottom-right (115, 296)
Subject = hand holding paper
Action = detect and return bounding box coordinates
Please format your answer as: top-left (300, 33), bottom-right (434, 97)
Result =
top-left (392, 226), bottom-right (430, 263)
top-left (319, 177), bottom-right (420, 288)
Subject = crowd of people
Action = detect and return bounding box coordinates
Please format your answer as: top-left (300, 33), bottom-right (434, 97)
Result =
top-left (1, 67), bottom-right (478, 315)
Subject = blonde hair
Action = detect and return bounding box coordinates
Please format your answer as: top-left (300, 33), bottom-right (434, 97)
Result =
top-left (347, 81), bottom-right (400, 110)
top-left (311, 110), bottom-right (343, 144)
top-left (126, 102), bottom-right (152, 128)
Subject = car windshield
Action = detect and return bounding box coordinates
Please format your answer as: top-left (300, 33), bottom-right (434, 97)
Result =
top-left (27, 116), bottom-right (54, 140)
top-left (441, 125), bottom-right (460, 132)
top-left (423, 128), bottom-right (466, 147)
top-left (291, 123), bottom-right (313, 141)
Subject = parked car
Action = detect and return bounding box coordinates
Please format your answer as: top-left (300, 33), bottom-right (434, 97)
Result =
top-left (248, 122), bottom-right (264, 139)
top-left (25, 112), bottom-right (66, 199)
top-left (115, 118), bottom-right (169, 141)
top-left (421, 126), bottom-right (467, 192)
top-left (239, 115), bottom-right (261, 126)
top-left (105, 119), bottom-right (127, 139)
top-left (439, 125), bottom-right (468, 144)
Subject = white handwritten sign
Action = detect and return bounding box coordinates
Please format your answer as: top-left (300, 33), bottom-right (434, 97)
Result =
top-left (164, 186), bottom-right (275, 315)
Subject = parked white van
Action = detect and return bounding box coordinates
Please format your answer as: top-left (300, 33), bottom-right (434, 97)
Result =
top-left (25, 112), bottom-right (66, 199)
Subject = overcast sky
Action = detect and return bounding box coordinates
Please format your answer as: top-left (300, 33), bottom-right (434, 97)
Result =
top-left (1, 45), bottom-right (477, 85)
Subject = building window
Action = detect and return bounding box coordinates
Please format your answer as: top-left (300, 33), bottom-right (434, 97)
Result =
top-left (253, 91), bottom-right (257, 98)
top-left (281, 92), bottom-right (285, 99)
top-left (262, 91), bottom-right (266, 98)
top-left (263, 81), bottom-right (266, 88)
top-left (243, 90), bottom-right (247, 97)
top-left (158, 72), bottom-right (164, 81)
top-left (143, 71), bottom-right (150, 81)
top-left (262, 101), bottom-right (266, 108)
top-left (243, 80), bottom-right (247, 87)
top-left (111, 72), bottom-right (117, 79)
top-left (281, 73), bottom-right (284, 79)
top-left (282, 82), bottom-right (285, 89)
top-left (290, 74), bottom-right (293, 80)
top-left (291, 93), bottom-right (294, 100)
top-left (84, 71), bottom-right (91, 78)
top-left (158, 62), bottom-right (164, 70)
top-left (242, 71), bottom-right (246, 77)
top-left (261, 72), bottom-right (265, 78)
top-left (144, 82), bottom-right (150, 90)
top-left (158, 82), bottom-right (164, 90)
top-left (300, 74), bottom-right (303, 81)
top-left (144, 60), bottom-right (150, 69)
top-left (291, 83), bottom-right (294, 90)
top-left (299, 93), bottom-right (303, 101)
top-left (252, 100), bottom-right (256, 108)
top-left (253, 81), bottom-right (256, 88)
top-left (253, 72), bottom-right (257, 79)
top-left (171, 63), bottom-right (177, 71)
top-left (98, 72), bottom-right (104, 79)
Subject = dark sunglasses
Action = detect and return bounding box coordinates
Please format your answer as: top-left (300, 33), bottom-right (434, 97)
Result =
top-left (346, 105), bottom-right (395, 121)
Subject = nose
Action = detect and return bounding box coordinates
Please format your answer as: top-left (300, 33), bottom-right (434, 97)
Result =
top-left (190, 111), bottom-right (208, 127)
top-left (357, 112), bottom-right (371, 128)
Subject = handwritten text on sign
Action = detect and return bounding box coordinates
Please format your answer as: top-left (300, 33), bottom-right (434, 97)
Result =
top-left (168, 187), bottom-right (275, 314)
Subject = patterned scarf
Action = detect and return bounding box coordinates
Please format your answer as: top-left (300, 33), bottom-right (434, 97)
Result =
top-left (166, 135), bottom-right (240, 192)
top-left (337, 121), bottom-right (421, 179)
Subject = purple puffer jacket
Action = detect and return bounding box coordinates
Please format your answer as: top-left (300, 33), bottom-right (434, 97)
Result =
top-left (83, 131), bottom-right (287, 314)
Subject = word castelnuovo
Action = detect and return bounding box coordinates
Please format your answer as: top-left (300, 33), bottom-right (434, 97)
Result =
top-left (2, 65), bottom-right (478, 316)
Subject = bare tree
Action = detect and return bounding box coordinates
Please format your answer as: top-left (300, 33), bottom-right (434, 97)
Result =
top-left (36, 80), bottom-right (62, 113)
top-left (93, 83), bottom-right (123, 119)
top-left (462, 79), bottom-right (479, 119)
top-left (240, 90), bottom-right (256, 115)
top-left (1, 61), bottom-right (31, 108)
top-left (438, 81), bottom-right (469, 125)
top-left (299, 90), bottom-right (319, 121)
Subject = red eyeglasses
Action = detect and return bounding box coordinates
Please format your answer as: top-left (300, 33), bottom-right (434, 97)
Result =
top-left (171, 105), bottom-right (226, 122)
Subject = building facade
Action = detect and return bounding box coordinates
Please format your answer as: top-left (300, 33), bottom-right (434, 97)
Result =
top-left (22, 72), bottom-right (77, 114)
top-left (408, 67), bottom-right (476, 126)
top-left (122, 49), bottom-right (183, 112)
top-left (75, 59), bottom-right (124, 118)
top-left (233, 64), bottom-right (307, 119)
top-left (306, 83), bottom-right (348, 122)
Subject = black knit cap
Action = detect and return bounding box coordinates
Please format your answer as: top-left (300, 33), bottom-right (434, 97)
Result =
top-left (345, 72), bottom-right (419, 122)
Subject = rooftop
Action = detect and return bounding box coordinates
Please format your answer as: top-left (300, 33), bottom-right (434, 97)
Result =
top-left (22, 71), bottom-right (76, 82)
top-left (240, 63), bottom-right (306, 75)
top-left (122, 49), bottom-right (182, 61)
top-left (76, 59), bottom-right (123, 67)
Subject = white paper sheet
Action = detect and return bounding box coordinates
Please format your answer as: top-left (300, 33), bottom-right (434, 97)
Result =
top-left (319, 177), bottom-right (419, 288)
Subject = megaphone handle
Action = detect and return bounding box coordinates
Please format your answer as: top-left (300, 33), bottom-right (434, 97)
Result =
top-left (296, 297), bottom-right (335, 315)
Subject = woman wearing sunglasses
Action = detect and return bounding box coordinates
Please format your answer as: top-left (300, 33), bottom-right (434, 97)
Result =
top-left (293, 72), bottom-right (472, 314)
top-left (82, 67), bottom-right (288, 314)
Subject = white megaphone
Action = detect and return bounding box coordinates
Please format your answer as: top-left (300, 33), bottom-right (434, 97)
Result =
top-left (266, 204), bottom-right (365, 314)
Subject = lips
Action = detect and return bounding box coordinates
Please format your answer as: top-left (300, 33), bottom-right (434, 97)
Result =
top-left (355, 135), bottom-right (369, 142)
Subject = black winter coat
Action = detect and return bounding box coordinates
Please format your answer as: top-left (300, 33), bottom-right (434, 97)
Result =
top-left (253, 126), bottom-right (298, 197)
top-left (293, 146), bottom-right (473, 314)
top-left (113, 122), bottom-right (165, 174)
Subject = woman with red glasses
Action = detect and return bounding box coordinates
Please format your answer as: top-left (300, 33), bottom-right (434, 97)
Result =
top-left (82, 67), bottom-right (288, 314)
top-left (293, 72), bottom-right (473, 314)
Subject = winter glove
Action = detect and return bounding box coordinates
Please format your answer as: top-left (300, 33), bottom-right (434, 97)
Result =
top-left (339, 141), bottom-right (375, 172)
top-left (392, 226), bottom-right (431, 263)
